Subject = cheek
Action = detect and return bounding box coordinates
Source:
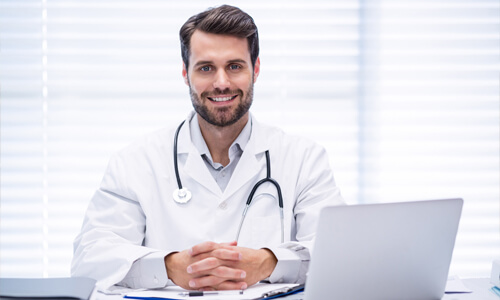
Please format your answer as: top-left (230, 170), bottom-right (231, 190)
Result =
top-left (189, 77), bottom-right (210, 94)
top-left (232, 73), bottom-right (253, 88)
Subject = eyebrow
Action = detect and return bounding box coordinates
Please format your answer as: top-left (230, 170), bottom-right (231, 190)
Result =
top-left (193, 59), bottom-right (248, 68)
top-left (227, 59), bottom-right (248, 65)
top-left (193, 61), bottom-right (213, 68)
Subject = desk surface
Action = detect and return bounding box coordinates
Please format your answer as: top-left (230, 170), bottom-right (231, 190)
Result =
top-left (94, 278), bottom-right (497, 300)
top-left (442, 278), bottom-right (497, 300)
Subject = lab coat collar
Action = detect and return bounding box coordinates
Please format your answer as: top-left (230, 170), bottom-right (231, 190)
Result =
top-left (176, 112), bottom-right (220, 196)
top-left (176, 111), bottom-right (196, 155)
top-left (222, 113), bottom-right (271, 200)
top-left (176, 111), bottom-right (270, 201)
top-left (177, 111), bottom-right (269, 155)
top-left (189, 112), bottom-right (251, 167)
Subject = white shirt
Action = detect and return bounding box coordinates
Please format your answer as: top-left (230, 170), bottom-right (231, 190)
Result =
top-left (190, 115), bottom-right (251, 193)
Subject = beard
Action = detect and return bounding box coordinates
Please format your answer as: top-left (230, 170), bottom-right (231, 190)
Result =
top-left (188, 81), bottom-right (254, 127)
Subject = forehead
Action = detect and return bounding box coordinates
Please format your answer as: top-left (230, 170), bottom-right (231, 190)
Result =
top-left (189, 30), bottom-right (251, 65)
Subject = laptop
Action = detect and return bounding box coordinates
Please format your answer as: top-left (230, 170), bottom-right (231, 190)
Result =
top-left (304, 198), bottom-right (463, 300)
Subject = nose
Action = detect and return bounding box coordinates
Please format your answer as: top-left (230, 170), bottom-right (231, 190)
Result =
top-left (212, 69), bottom-right (231, 91)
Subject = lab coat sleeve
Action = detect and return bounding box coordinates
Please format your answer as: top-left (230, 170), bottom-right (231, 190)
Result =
top-left (117, 251), bottom-right (171, 288)
top-left (267, 140), bottom-right (344, 284)
top-left (71, 153), bottom-right (169, 291)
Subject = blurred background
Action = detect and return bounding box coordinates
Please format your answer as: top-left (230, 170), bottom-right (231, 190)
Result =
top-left (1, 0), bottom-right (498, 279)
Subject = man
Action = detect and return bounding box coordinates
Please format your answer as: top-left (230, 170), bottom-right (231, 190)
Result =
top-left (71, 5), bottom-right (343, 292)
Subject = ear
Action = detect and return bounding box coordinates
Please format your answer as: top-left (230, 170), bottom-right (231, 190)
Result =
top-left (253, 57), bottom-right (260, 83)
top-left (182, 63), bottom-right (189, 86)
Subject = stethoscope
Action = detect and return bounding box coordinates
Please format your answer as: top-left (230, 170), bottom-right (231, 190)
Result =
top-left (172, 120), bottom-right (284, 243)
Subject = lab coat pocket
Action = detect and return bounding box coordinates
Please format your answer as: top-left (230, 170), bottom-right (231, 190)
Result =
top-left (249, 208), bottom-right (282, 249)
top-left (250, 215), bottom-right (281, 248)
top-left (245, 183), bottom-right (283, 248)
top-left (249, 183), bottom-right (281, 216)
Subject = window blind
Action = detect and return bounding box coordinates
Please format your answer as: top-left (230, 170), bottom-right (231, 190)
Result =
top-left (1, 0), bottom-right (498, 279)
top-left (357, 0), bottom-right (500, 276)
top-left (1, 0), bottom-right (47, 276)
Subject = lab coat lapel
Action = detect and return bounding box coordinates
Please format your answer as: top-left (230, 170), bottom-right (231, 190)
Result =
top-left (223, 118), bottom-right (269, 200)
top-left (177, 113), bottom-right (222, 198)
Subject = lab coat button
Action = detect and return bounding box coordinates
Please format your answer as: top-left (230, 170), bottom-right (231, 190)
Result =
top-left (153, 276), bottom-right (159, 284)
top-left (218, 202), bottom-right (227, 210)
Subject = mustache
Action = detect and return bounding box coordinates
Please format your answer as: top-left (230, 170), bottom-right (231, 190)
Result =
top-left (201, 89), bottom-right (243, 98)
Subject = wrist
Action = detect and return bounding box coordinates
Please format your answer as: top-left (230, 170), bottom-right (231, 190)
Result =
top-left (164, 252), bottom-right (179, 280)
top-left (260, 248), bottom-right (278, 279)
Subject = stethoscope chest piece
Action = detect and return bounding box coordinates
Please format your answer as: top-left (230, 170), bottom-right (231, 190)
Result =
top-left (173, 187), bottom-right (192, 204)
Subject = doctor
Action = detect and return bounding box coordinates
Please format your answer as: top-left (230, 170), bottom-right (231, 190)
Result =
top-left (71, 5), bottom-right (344, 292)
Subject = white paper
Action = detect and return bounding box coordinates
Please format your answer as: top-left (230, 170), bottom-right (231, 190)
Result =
top-left (125, 283), bottom-right (300, 300)
top-left (445, 275), bottom-right (472, 293)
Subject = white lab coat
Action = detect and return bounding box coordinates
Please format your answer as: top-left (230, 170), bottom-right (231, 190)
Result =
top-left (71, 112), bottom-right (344, 290)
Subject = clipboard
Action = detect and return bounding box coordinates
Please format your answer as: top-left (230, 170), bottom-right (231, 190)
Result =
top-left (124, 283), bottom-right (304, 300)
top-left (257, 284), bottom-right (304, 299)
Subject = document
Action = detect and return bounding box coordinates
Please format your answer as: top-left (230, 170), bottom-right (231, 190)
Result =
top-left (445, 275), bottom-right (472, 293)
top-left (0, 277), bottom-right (96, 300)
top-left (124, 283), bottom-right (303, 300)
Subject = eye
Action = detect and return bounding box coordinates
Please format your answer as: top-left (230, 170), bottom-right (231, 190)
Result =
top-left (200, 66), bottom-right (212, 72)
top-left (228, 64), bottom-right (241, 71)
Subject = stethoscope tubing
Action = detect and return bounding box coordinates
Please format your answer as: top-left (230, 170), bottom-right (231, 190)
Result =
top-left (173, 120), bottom-right (284, 243)
top-left (173, 120), bottom-right (185, 190)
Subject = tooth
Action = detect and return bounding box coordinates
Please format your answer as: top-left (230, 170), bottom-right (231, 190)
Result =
top-left (212, 96), bottom-right (232, 102)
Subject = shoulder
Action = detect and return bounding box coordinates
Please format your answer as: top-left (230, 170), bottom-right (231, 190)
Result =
top-left (114, 126), bottom-right (175, 160)
top-left (256, 121), bottom-right (322, 147)
top-left (254, 120), bottom-right (326, 157)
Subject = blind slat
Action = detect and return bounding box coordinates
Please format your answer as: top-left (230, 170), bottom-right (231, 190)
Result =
top-left (1, 0), bottom-right (498, 279)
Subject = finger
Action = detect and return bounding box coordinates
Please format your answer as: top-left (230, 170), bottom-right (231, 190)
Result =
top-left (216, 280), bottom-right (248, 291)
top-left (189, 241), bottom-right (220, 256)
top-left (188, 276), bottom-right (247, 290)
top-left (188, 275), bottom-right (226, 289)
top-left (220, 241), bottom-right (237, 247)
top-left (217, 244), bottom-right (237, 253)
top-left (187, 257), bottom-right (220, 274)
top-left (212, 248), bottom-right (242, 261)
top-left (211, 266), bottom-right (246, 280)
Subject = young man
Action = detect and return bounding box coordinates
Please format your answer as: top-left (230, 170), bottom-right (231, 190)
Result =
top-left (72, 5), bottom-right (343, 292)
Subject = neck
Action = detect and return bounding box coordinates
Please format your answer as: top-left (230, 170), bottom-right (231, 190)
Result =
top-left (197, 114), bottom-right (248, 166)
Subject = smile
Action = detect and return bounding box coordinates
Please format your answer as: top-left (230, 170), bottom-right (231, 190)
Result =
top-left (208, 95), bottom-right (237, 102)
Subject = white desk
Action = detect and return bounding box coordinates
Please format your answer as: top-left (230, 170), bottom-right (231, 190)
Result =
top-left (94, 278), bottom-right (497, 300)
top-left (441, 278), bottom-right (497, 300)
top-left (279, 278), bottom-right (497, 300)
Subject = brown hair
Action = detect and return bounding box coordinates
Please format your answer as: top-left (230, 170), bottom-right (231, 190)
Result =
top-left (179, 5), bottom-right (259, 70)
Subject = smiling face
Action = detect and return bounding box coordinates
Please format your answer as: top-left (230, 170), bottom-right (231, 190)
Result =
top-left (182, 30), bottom-right (260, 127)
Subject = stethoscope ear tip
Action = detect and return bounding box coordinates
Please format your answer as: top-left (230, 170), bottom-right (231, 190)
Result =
top-left (173, 188), bottom-right (192, 204)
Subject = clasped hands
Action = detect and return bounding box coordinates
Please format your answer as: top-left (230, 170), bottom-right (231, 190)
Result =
top-left (165, 241), bottom-right (277, 291)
